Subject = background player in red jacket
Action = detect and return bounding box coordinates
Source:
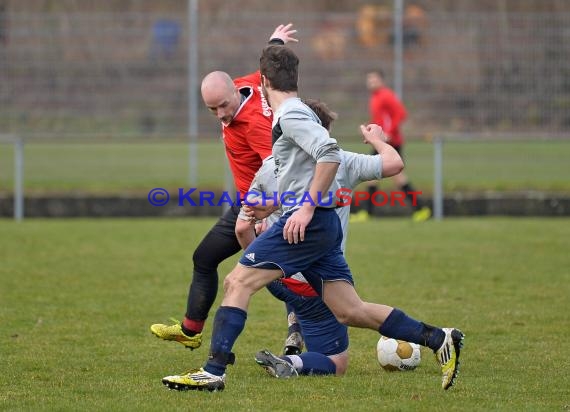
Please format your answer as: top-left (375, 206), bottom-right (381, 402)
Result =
top-left (150, 24), bottom-right (298, 349)
top-left (356, 69), bottom-right (431, 222)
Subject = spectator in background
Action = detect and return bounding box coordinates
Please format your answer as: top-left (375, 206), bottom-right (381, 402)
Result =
top-left (354, 69), bottom-right (431, 222)
top-left (150, 19), bottom-right (180, 61)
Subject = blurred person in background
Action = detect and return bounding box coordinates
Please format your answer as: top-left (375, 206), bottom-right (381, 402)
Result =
top-left (353, 69), bottom-right (431, 222)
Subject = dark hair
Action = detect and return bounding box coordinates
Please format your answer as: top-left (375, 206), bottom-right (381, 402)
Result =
top-left (260, 45), bottom-right (299, 92)
top-left (303, 98), bottom-right (338, 131)
top-left (370, 68), bottom-right (385, 79)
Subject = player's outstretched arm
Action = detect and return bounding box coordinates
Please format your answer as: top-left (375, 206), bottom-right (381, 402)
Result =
top-left (360, 124), bottom-right (404, 177)
top-left (269, 23), bottom-right (299, 44)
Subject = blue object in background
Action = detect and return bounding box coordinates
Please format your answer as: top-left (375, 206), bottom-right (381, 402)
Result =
top-left (151, 19), bottom-right (181, 59)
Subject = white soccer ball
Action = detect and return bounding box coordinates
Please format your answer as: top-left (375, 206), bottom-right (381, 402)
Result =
top-left (376, 335), bottom-right (421, 371)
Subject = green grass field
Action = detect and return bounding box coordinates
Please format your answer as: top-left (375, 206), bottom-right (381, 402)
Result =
top-left (1, 140), bottom-right (569, 195)
top-left (1, 217), bottom-right (569, 411)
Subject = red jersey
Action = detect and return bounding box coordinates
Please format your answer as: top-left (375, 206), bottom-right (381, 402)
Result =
top-left (368, 87), bottom-right (407, 147)
top-left (222, 71), bottom-right (273, 194)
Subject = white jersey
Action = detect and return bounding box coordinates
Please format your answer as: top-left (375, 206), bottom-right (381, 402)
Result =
top-left (334, 149), bottom-right (383, 251)
top-left (244, 149), bottom-right (382, 252)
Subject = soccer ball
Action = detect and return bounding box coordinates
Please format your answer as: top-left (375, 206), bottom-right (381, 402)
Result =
top-left (376, 335), bottom-right (421, 371)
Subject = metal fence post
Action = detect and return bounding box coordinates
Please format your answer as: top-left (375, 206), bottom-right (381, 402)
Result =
top-left (14, 137), bottom-right (24, 221)
top-left (393, 0), bottom-right (404, 99)
top-left (433, 136), bottom-right (443, 220)
top-left (188, 0), bottom-right (199, 186)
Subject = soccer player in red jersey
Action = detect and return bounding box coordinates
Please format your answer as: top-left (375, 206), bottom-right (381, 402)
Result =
top-left (203, 69), bottom-right (273, 195)
top-left (356, 69), bottom-right (431, 222)
top-left (161, 44), bottom-right (463, 393)
top-left (150, 24), bottom-right (298, 349)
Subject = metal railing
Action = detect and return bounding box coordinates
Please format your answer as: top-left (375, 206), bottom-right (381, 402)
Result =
top-left (2, 2), bottom-right (570, 220)
top-left (0, 134), bottom-right (24, 221)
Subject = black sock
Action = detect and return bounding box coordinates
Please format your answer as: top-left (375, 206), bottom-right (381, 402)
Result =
top-left (401, 183), bottom-right (424, 210)
top-left (367, 185), bottom-right (377, 215)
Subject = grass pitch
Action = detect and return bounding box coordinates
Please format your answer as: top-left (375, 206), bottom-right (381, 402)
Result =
top-left (1, 217), bottom-right (569, 411)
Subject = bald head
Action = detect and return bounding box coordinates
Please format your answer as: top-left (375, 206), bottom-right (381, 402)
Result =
top-left (201, 71), bottom-right (240, 124)
top-left (201, 71), bottom-right (234, 95)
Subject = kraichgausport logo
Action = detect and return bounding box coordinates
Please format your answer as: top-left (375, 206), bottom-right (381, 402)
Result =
top-left (147, 188), bottom-right (421, 208)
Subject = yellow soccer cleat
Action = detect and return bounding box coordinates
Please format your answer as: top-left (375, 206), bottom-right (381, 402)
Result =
top-left (435, 328), bottom-right (465, 390)
top-left (150, 319), bottom-right (202, 350)
top-left (162, 368), bottom-right (225, 392)
top-left (349, 210), bottom-right (370, 223)
top-left (412, 206), bottom-right (432, 222)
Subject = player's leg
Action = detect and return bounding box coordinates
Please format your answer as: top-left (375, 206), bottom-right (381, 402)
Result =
top-left (322, 280), bottom-right (464, 389)
top-left (365, 182), bottom-right (377, 216)
top-left (392, 145), bottom-right (431, 221)
top-left (253, 283), bottom-right (303, 377)
top-left (204, 264), bottom-right (283, 375)
top-left (162, 209), bottom-right (347, 390)
top-left (255, 348), bottom-right (348, 378)
top-left (186, 204), bottom-right (243, 330)
top-left (162, 264), bottom-right (283, 391)
top-left (266, 281), bottom-right (304, 355)
top-left (162, 219), bottom-right (293, 390)
top-left (258, 282), bottom-right (348, 377)
top-left (150, 205), bottom-right (242, 349)
top-left (283, 304), bottom-right (304, 355)
top-left (328, 351), bottom-right (349, 375)
top-left (289, 298), bottom-right (349, 376)
top-left (256, 281), bottom-right (351, 379)
top-left (394, 171), bottom-right (431, 221)
top-left (322, 281), bottom-right (393, 328)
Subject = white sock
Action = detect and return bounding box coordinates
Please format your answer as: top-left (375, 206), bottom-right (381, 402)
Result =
top-left (285, 354), bottom-right (303, 371)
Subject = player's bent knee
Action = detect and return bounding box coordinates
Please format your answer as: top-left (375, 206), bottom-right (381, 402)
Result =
top-left (223, 265), bottom-right (279, 296)
top-left (330, 352), bottom-right (349, 376)
top-left (332, 311), bottom-right (352, 326)
top-left (222, 268), bottom-right (249, 294)
top-left (328, 308), bottom-right (357, 326)
top-left (330, 305), bottom-right (365, 326)
top-left (193, 245), bottom-right (217, 273)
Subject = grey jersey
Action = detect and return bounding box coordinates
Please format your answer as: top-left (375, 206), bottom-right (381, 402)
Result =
top-left (272, 98), bottom-right (341, 212)
top-left (248, 150), bottom-right (382, 252)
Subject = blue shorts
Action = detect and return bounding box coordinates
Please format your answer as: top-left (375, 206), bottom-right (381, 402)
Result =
top-left (239, 208), bottom-right (353, 295)
top-left (267, 280), bottom-right (348, 356)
